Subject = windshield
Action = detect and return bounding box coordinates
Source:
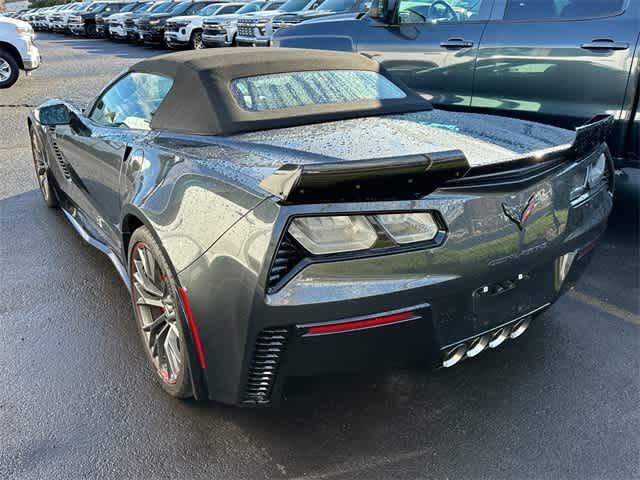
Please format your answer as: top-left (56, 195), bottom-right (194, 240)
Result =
top-left (133, 2), bottom-right (151, 11)
top-left (264, 1), bottom-right (285, 10)
top-left (166, 2), bottom-right (189, 13)
top-left (118, 3), bottom-right (139, 12)
top-left (237, 1), bottom-right (265, 13)
top-left (87, 3), bottom-right (108, 12)
top-left (231, 70), bottom-right (406, 112)
top-left (150, 2), bottom-right (174, 12)
top-left (200, 3), bottom-right (223, 15)
top-left (280, 0), bottom-right (309, 12)
top-left (316, 0), bottom-right (369, 11)
top-left (184, 2), bottom-right (212, 14)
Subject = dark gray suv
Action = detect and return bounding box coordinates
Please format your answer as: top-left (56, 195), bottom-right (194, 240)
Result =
top-left (273, 0), bottom-right (639, 168)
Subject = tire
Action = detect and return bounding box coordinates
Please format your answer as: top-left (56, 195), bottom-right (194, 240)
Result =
top-left (190, 30), bottom-right (204, 50)
top-left (85, 23), bottom-right (97, 37)
top-left (128, 227), bottom-right (194, 398)
top-left (0, 50), bottom-right (20, 89)
top-left (29, 126), bottom-right (59, 208)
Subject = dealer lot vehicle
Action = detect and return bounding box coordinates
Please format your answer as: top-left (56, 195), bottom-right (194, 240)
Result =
top-left (29, 48), bottom-right (614, 405)
top-left (236, 0), bottom-right (321, 46)
top-left (116, 2), bottom-right (172, 41)
top-left (98, 2), bottom-right (150, 37)
top-left (0, 16), bottom-right (40, 88)
top-left (202, 0), bottom-right (283, 47)
top-left (39, 4), bottom-right (66, 31)
top-left (274, 0), bottom-right (640, 168)
top-left (271, 0), bottom-right (371, 36)
top-left (165, 2), bottom-right (245, 49)
top-left (69, 2), bottom-right (129, 37)
top-left (50, 3), bottom-right (90, 33)
top-left (136, 1), bottom-right (215, 45)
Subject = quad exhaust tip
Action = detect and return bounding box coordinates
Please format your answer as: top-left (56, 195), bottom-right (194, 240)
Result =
top-left (443, 344), bottom-right (467, 368)
top-left (442, 316), bottom-right (533, 368)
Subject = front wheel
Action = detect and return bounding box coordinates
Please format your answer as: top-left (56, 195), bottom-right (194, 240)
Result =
top-left (0, 50), bottom-right (19, 89)
top-left (190, 30), bottom-right (204, 49)
top-left (85, 23), bottom-right (97, 37)
top-left (29, 127), bottom-right (59, 208)
top-left (128, 227), bottom-right (194, 398)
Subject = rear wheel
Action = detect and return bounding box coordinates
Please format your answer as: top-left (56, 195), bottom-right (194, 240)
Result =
top-left (190, 30), bottom-right (204, 49)
top-left (128, 227), bottom-right (193, 398)
top-left (29, 127), bottom-right (59, 208)
top-left (0, 51), bottom-right (19, 89)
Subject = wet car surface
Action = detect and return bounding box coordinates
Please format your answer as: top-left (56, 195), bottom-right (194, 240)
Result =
top-left (0, 34), bottom-right (638, 479)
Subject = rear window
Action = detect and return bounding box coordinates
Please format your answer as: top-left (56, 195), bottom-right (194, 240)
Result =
top-left (231, 70), bottom-right (407, 112)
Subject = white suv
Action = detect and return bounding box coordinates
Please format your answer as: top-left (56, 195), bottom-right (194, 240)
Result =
top-left (164, 2), bottom-right (244, 49)
top-left (0, 16), bottom-right (40, 88)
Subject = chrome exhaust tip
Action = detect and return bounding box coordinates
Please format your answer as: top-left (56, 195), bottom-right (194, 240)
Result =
top-left (443, 344), bottom-right (467, 368)
top-left (509, 317), bottom-right (531, 339)
top-left (488, 327), bottom-right (510, 349)
top-left (466, 334), bottom-right (490, 358)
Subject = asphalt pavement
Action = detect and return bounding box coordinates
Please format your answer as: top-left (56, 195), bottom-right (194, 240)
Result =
top-left (0, 34), bottom-right (639, 480)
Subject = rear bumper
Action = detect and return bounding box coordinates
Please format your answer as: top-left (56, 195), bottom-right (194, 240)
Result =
top-left (178, 147), bottom-right (614, 406)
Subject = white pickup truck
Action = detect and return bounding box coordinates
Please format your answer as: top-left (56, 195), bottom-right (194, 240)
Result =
top-left (0, 16), bottom-right (40, 88)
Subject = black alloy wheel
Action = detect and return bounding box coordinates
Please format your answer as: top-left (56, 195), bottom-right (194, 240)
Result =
top-left (128, 227), bottom-right (193, 398)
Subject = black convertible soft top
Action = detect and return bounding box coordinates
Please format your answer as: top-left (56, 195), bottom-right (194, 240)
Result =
top-left (130, 48), bottom-right (432, 136)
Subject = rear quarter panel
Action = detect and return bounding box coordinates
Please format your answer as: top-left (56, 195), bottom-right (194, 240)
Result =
top-left (120, 135), bottom-right (268, 274)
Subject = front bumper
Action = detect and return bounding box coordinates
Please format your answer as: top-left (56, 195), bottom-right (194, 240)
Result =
top-left (109, 25), bottom-right (127, 38)
top-left (236, 33), bottom-right (271, 46)
top-left (178, 147), bottom-right (614, 406)
top-left (141, 28), bottom-right (164, 44)
top-left (202, 32), bottom-right (228, 47)
top-left (164, 31), bottom-right (189, 46)
top-left (68, 22), bottom-right (85, 35)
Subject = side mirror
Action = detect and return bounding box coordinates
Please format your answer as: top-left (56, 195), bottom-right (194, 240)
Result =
top-left (369, 0), bottom-right (398, 24)
top-left (34, 101), bottom-right (72, 126)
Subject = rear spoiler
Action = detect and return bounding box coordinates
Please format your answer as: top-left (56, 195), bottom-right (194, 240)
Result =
top-left (259, 150), bottom-right (470, 203)
top-left (260, 115), bottom-right (613, 203)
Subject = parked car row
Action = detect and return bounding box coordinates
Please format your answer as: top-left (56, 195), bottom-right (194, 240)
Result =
top-left (11, 0), bottom-right (640, 169)
top-left (15, 0), bottom-right (370, 49)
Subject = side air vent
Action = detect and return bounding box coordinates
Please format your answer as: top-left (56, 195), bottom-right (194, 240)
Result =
top-left (267, 235), bottom-right (306, 290)
top-left (242, 327), bottom-right (289, 404)
top-left (48, 126), bottom-right (71, 181)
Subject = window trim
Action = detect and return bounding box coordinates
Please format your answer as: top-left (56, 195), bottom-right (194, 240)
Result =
top-left (87, 71), bottom-right (174, 131)
top-left (491, 0), bottom-right (628, 23)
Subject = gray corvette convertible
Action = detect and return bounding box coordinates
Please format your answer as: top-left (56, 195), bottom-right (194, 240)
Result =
top-left (29, 48), bottom-right (614, 405)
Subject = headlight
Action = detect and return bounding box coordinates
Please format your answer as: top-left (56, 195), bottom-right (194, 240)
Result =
top-left (16, 24), bottom-right (33, 34)
top-left (587, 153), bottom-right (607, 188)
top-left (149, 19), bottom-right (161, 25)
top-left (288, 216), bottom-right (377, 255)
top-left (375, 213), bottom-right (439, 244)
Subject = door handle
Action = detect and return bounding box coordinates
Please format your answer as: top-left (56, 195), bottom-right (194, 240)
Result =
top-left (581, 38), bottom-right (629, 51)
top-left (440, 38), bottom-right (474, 49)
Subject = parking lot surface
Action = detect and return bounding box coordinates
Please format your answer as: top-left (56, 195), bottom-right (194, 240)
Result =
top-left (0, 34), bottom-right (639, 480)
